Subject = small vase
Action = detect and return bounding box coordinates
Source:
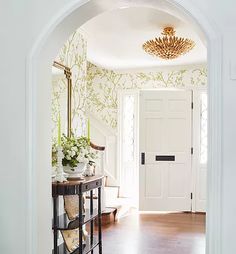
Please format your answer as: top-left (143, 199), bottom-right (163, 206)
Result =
top-left (51, 166), bottom-right (57, 179)
top-left (54, 146), bottom-right (68, 182)
top-left (63, 162), bottom-right (86, 179)
top-left (83, 163), bottom-right (95, 176)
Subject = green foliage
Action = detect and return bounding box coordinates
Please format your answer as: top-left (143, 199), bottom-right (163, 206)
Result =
top-left (52, 134), bottom-right (98, 168)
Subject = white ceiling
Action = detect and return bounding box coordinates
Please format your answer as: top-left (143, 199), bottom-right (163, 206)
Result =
top-left (80, 7), bottom-right (207, 70)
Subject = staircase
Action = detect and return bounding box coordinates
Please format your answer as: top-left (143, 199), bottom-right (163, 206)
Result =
top-left (101, 176), bottom-right (134, 224)
top-left (88, 113), bottom-right (135, 224)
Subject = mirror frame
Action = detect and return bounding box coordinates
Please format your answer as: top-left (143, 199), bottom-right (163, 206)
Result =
top-left (53, 61), bottom-right (72, 137)
top-left (52, 61), bottom-right (105, 151)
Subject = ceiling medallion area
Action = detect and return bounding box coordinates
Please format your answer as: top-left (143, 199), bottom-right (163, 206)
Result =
top-left (142, 27), bottom-right (195, 60)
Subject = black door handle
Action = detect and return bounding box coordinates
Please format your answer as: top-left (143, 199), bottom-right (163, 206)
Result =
top-left (141, 152), bottom-right (145, 165)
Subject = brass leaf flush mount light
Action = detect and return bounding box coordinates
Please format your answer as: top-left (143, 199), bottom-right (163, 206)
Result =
top-left (142, 27), bottom-right (195, 60)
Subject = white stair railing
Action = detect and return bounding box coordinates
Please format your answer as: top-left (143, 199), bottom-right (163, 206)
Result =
top-left (90, 142), bottom-right (106, 211)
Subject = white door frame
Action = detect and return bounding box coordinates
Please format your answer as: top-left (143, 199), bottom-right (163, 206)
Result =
top-left (192, 88), bottom-right (208, 212)
top-left (118, 88), bottom-right (205, 212)
top-left (27, 0), bottom-right (222, 254)
top-left (117, 89), bottom-right (139, 200)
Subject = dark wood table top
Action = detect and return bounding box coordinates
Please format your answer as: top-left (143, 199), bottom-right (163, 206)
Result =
top-left (52, 175), bottom-right (104, 186)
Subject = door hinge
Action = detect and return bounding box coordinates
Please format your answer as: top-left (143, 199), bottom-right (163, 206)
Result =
top-left (141, 152), bottom-right (145, 165)
top-left (191, 193), bottom-right (193, 200)
top-left (191, 147), bottom-right (193, 155)
top-left (191, 102), bottom-right (193, 109)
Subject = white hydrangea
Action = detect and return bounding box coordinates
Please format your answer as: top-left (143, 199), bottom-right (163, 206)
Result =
top-left (72, 146), bottom-right (78, 152)
top-left (59, 135), bottom-right (98, 167)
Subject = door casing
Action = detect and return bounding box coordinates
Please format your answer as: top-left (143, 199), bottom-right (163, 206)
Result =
top-left (27, 0), bottom-right (222, 253)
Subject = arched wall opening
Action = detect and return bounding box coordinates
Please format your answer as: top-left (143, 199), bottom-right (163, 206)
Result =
top-left (27, 1), bottom-right (222, 254)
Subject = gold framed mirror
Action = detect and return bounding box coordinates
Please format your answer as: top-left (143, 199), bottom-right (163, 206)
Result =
top-left (51, 61), bottom-right (104, 151)
top-left (52, 61), bottom-right (72, 137)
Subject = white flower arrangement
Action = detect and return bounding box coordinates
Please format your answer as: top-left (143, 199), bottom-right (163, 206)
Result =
top-left (52, 134), bottom-right (98, 168)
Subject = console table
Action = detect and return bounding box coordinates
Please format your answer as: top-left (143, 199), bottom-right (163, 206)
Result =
top-left (52, 175), bottom-right (104, 254)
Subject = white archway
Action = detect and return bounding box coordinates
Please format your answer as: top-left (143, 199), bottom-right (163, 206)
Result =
top-left (27, 1), bottom-right (222, 253)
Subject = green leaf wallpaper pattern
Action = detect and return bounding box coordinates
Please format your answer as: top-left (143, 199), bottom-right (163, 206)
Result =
top-left (52, 75), bottom-right (67, 137)
top-left (52, 30), bottom-right (207, 136)
top-left (86, 63), bottom-right (207, 130)
top-left (52, 30), bottom-right (87, 139)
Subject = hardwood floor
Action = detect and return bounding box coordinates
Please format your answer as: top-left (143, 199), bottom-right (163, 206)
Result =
top-left (95, 212), bottom-right (205, 254)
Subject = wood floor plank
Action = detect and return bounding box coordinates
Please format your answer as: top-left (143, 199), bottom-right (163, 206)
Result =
top-left (94, 213), bottom-right (205, 254)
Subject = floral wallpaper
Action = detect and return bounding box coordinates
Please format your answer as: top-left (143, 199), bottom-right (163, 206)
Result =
top-left (52, 30), bottom-right (87, 139)
top-left (52, 74), bottom-right (67, 137)
top-left (86, 63), bottom-right (207, 129)
top-left (51, 29), bottom-right (207, 134)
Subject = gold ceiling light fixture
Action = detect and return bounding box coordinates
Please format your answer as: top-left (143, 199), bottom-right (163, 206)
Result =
top-left (142, 27), bottom-right (195, 60)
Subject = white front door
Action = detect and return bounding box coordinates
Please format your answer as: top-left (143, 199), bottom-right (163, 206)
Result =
top-left (139, 90), bottom-right (192, 211)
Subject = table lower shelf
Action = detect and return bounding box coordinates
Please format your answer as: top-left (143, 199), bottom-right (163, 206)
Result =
top-left (53, 209), bottom-right (98, 230)
top-left (53, 236), bottom-right (99, 254)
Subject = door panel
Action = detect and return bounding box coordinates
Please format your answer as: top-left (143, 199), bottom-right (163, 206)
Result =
top-left (168, 163), bottom-right (187, 197)
top-left (145, 165), bottom-right (162, 197)
top-left (145, 99), bottom-right (163, 112)
top-left (166, 119), bottom-right (187, 151)
top-left (146, 118), bottom-right (163, 152)
top-left (140, 90), bottom-right (192, 211)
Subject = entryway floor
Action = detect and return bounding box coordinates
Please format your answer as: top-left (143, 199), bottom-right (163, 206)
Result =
top-left (94, 212), bottom-right (205, 254)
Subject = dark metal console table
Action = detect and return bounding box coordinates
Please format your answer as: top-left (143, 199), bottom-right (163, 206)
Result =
top-left (52, 175), bottom-right (104, 254)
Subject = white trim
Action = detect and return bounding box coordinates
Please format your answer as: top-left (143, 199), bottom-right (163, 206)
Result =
top-left (206, 36), bottom-right (222, 254)
top-left (27, 0), bottom-right (222, 253)
top-left (117, 89), bottom-right (139, 201)
top-left (192, 89), bottom-right (200, 212)
top-left (190, 89), bottom-right (195, 212)
top-left (86, 111), bottom-right (117, 136)
top-left (192, 88), bottom-right (208, 212)
top-left (117, 90), bottom-right (122, 186)
top-left (26, 49), bottom-right (37, 254)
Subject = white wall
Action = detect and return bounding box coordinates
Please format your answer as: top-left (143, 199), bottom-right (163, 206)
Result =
top-left (1, 1), bottom-right (236, 254)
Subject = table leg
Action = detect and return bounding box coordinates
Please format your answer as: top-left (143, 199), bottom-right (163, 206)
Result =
top-left (79, 192), bottom-right (83, 254)
top-left (90, 190), bottom-right (94, 254)
top-left (53, 195), bottom-right (59, 254)
top-left (98, 187), bottom-right (102, 254)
